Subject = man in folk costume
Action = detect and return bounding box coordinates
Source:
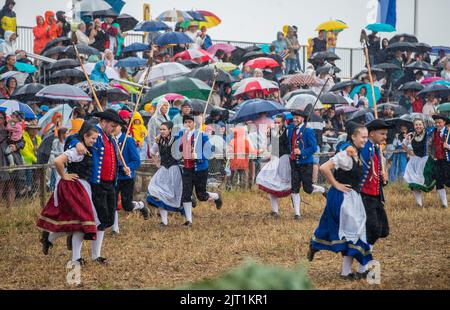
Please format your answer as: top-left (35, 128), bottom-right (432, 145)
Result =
top-left (358, 119), bottom-right (395, 276)
top-left (288, 110), bottom-right (326, 220)
top-left (69, 109), bottom-right (129, 265)
top-left (429, 114), bottom-right (450, 209)
top-left (176, 114), bottom-right (223, 227)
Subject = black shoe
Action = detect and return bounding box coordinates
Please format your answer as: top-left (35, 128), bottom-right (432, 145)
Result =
top-left (355, 271), bottom-right (370, 280)
top-left (159, 222), bottom-right (168, 228)
top-left (307, 245), bottom-right (318, 262)
top-left (214, 194), bottom-right (223, 210)
top-left (93, 257), bottom-right (108, 265)
top-left (40, 231), bottom-right (53, 255)
top-left (139, 205), bottom-right (151, 220)
top-left (340, 273), bottom-right (359, 281)
top-left (294, 215), bottom-right (301, 221)
top-left (75, 258), bottom-right (86, 266)
top-left (111, 231), bottom-right (120, 237)
top-left (270, 211), bottom-right (280, 218)
top-left (183, 221), bottom-right (193, 227)
top-left (67, 235), bottom-right (73, 251)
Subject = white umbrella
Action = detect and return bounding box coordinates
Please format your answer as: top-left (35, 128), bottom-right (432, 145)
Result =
top-left (79, 0), bottom-right (112, 13)
top-left (0, 71), bottom-right (29, 86)
top-left (233, 77), bottom-right (279, 97)
top-left (38, 104), bottom-right (73, 135)
top-left (286, 94), bottom-right (323, 111)
top-left (76, 64), bottom-right (120, 80)
top-left (140, 62), bottom-right (191, 83)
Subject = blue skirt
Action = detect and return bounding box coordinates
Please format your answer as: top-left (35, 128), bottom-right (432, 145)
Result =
top-left (310, 187), bottom-right (373, 266)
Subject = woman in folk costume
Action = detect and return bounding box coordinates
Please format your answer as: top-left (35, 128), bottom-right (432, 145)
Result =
top-left (256, 114), bottom-right (292, 217)
top-left (147, 121), bottom-right (183, 226)
top-left (37, 122), bottom-right (101, 266)
top-left (402, 118), bottom-right (436, 207)
top-left (307, 122), bottom-right (372, 281)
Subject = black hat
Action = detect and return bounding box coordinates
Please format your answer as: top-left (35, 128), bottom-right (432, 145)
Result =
top-left (346, 121), bottom-right (362, 139)
top-left (366, 119), bottom-right (395, 132)
top-left (291, 109), bottom-right (309, 118)
top-left (183, 114), bottom-right (195, 123)
top-left (94, 109), bottom-right (125, 125)
top-left (432, 114), bottom-right (450, 125)
top-left (181, 100), bottom-right (192, 108)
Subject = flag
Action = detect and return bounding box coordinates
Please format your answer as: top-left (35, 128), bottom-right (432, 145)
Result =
top-left (377, 0), bottom-right (397, 28)
top-left (104, 0), bottom-right (126, 14)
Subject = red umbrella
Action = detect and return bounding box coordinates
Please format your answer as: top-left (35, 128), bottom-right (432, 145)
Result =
top-left (421, 77), bottom-right (444, 85)
top-left (207, 43), bottom-right (236, 55)
top-left (173, 48), bottom-right (213, 63)
top-left (234, 78), bottom-right (279, 98)
top-left (245, 57), bottom-right (280, 69)
top-left (281, 74), bottom-right (320, 87)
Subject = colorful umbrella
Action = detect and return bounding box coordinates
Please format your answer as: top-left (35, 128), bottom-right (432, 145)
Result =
top-left (115, 57), bottom-right (148, 68)
top-left (151, 94), bottom-right (187, 106)
top-left (134, 20), bottom-right (170, 32)
top-left (182, 10), bottom-right (222, 29)
top-left (185, 11), bottom-right (206, 21)
top-left (421, 77), bottom-right (444, 85)
top-left (233, 78), bottom-right (279, 98)
top-left (156, 10), bottom-right (193, 23)
top-left (207, 43), bottom-right (236, 55)
top-left (230, 99), bottom-right (286, 124)
top-left (432, 80), bottom-right (450, 87)
top-left (315, 20), bottom-right (348, 31)
top-left (350, 84), bottom-right (382, 108)
top-left (144, 77), bottom-right (212, 102)
top-left (366, 23), bottom-right (396, 33)
top-left (281, 74), bottom-right (320, 87)
top-left (245, 57), bottom-right (280, 69)
top-left (173, 48), bottom-right (213, 63)
top-left (36, 84), bottom-right (92, 102)
top-left (207, 62), bottom-right (237, 72)
top-left (155, 32), bottom-right (194, 46)
top-left (431, 46), bottom-right (450, 56)
top-left (0, 100), bottom-right (36, 119)
top-left (141, 62), bottom-right (191, 83)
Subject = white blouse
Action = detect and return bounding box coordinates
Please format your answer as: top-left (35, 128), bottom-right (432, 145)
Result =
top-left (331, 150), bottom-right (354, 171)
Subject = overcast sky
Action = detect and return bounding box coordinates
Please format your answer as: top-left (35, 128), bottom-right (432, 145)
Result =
top-left (9, 0), bottom-right (450, 47)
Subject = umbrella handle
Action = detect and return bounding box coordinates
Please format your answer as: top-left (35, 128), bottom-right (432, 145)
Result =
top-left (307, 75), bottom-right (332, 122)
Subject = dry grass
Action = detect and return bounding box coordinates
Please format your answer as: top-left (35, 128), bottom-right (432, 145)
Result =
top-left (0, 183), bottom-right (449, 290)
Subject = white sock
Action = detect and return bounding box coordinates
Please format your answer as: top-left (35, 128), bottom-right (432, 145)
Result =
top-left (91, 230), bottom-right (105, 260)
top-left (183, 202), bottom-right (193, 223)
top-left (112, 211), bottom-right (119, 233)
top-left (341, 256), bottom-right (353, 276)
top-left (159, 208), bottom-right (168, 225)
top-left (437, 189), bottom-right (448, 207)
top-left (269, 195), bottom-right (279, 214)
top-left (132, 201), bottom-right (144, 210)
top-left (291, 193), bottom-right (301, 216)
top-left (48, 232), bottom-right (65, 243)
top-left (71, 232), bottom-right (84, 262)
top-left (357, 263), bottom-right (367, 274)
top-left (413, 191), bottom-right (423, 207)
top-left (312, 185), bottom-right (325, 194)
top-left (208, 192), bottom-right (219, 201)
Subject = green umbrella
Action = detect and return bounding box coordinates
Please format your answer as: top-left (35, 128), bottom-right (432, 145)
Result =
top-left (437, 102), bottom-right (450, 113)
top-left (143, 77), bottom-right (212, 102)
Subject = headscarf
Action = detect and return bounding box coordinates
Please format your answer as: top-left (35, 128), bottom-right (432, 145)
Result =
top-left (90, 61), bottom-right (109, 83)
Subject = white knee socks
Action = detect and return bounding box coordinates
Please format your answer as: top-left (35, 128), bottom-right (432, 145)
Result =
top-left (269, 195), bottom-right (279, 214)
top-left (341, 256), bottom-right (353, 276)
top-left (48, 232), bottom-right (65, 243)
top-left (71, 232), bottom-right (84, 262)
top-left (183, 202), bottom-right (193, 223)
top-left (132, 201), bottom-right (144, 210)
top-left (112, 211), bottom-right (119, 233)
top-left (357, 263), bottom-right (367, 274)
top-left (91, 230), bottom-right (105, 260)
top-left (159, 208), bottom-right (168, 225)
top-left (291, 193), bottom-right (301, 216)
top-left (437, 189), bottom-right (448, 208)
top-left (312, 185), bottom-right (325, 194)
top-left (208, 192), bottom-right (219, 201)
top-left (413, 191), bottom-right (423, 207)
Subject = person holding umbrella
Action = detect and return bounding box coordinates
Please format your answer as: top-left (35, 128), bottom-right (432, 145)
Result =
top-left (287, 109), bottom-right (326, 220)
top-left (367, 31), bottom-right (381, 66)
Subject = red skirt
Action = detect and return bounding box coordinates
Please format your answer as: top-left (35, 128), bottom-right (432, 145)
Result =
top-left (37, 179), bottom-right (97, 238)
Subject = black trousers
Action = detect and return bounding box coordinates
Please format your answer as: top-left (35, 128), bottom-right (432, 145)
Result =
top-left (91, 182), bottom-right (117, 231)
top-left (117, 179), bottom-right (135, 212)
top-left (182, 168), bottom-right (210, 203)
top-left (434, 160), bottom-right (450, 190)
top-left (361, 193), bottom-right (390, 245)
top-left (290, 161), bottom-right (313, 194)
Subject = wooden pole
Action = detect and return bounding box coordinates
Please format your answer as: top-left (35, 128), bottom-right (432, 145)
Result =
top-left (363, 45), bottom-right (379, 119)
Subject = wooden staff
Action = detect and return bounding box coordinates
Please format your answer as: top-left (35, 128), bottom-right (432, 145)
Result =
top-left (360, 30), bottom-right (379, 119)
top-left (120, 45), bottom-right (155, 154)
top-left (71, 42), bottom-right (130, 172)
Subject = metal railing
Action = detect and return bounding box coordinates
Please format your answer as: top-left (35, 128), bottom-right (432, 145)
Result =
top-left (15, 26), bottom-right (366, 78)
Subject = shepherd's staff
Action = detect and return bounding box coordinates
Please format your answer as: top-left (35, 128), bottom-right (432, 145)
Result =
top-left (120, 45), bottom-right (155, 154)
top-left (360, 30), bottom-right (379, 119)
top-left (71, 42), bottom-right (130, 173)
top-left (306, 66), bottom-right (335, 122)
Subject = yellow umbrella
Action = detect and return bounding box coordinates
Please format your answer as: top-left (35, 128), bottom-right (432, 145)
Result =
top-left (315, 20), bottom-right (348, 31)
top-left (208, 62), bottom-right (237, 72)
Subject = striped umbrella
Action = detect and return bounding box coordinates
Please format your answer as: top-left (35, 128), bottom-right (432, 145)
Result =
top-left (143, 77), bottom-right (212, 102)
top-left (156, 10), bottom-right (193, 23)
top-left (233, 78), bottom-right (279, 98)
top-left (0, 100), bottom-right (36, 119)
top-left (173, 48), bottom-right (213, 63)
top-left (196, 10), bottom-right (221, 28)
top-left (281, 74), bottom-right (320, 87)
top-left (36, 84), bottom-right (92, 102)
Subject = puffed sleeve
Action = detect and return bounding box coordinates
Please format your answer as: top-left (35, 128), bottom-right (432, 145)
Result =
top-left (63, 148), bottom-right (85, 163)
top-left (331, 150), bottom-right (354, 171)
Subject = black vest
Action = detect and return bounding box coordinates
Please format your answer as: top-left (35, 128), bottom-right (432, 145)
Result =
top-left (159, 138), bottom-right (178, 169)
top-left (67, 152), bottom-right (93, 181)
top-left (412, 137), bottom-right (427, 158)
top-left (334, 156), bottom-right (363, 192)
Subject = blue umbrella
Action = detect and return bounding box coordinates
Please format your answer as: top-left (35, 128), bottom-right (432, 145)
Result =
top-left (104, 0), bottom-right (125, 13)
top-left (115, 57), bottom-right (148, 68)
top-left (229, 99), bottom-right (286, 124)
top-left (134, 20), bottom-right (170, 32)
top-left (431, 46), bottom-right (450, 56)
top-left (350, 84), bottom-right (381, 108)
top-left (155, 32), bottom-right (194, 46)
top-left (0, 100), bottom-right (36, 119)
top-left (15, 62), bottom-right (37, 74)
top-left (122, 43), bottom-right (151, 53)
top-left (186, 11), bottom-right (206, 21)
top-left (366, 23), bottom-right (396, 33)
top-left (432, 80), bottom-right (450, 87)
